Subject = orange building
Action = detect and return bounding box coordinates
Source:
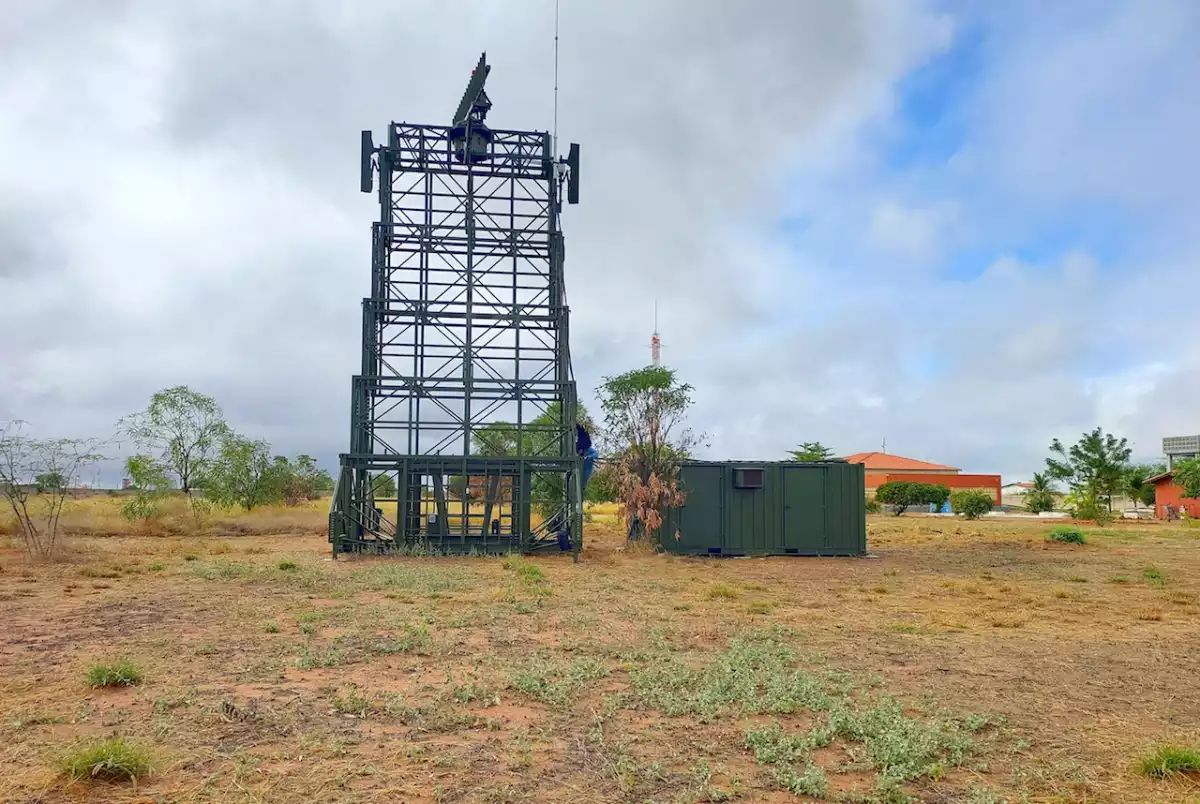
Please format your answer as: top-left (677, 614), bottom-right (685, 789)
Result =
top-left (1147, 471), bottom-right (1200, 519)
top-left (841, 452), bottom-right (1002, 504)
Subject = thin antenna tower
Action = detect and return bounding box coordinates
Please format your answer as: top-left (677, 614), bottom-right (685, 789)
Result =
top-left (650, 301), bottom-right (662, 366)
top-left (553, 0), bottom-right (560, 145)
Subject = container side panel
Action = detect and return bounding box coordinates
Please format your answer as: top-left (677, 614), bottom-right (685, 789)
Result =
top-left (824, 463), bottom-right (867, 554)
top-left (670, 465), bottom-right (724, 553)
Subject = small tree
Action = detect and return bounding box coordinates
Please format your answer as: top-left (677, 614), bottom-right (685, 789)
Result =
top-left (927, 483), bottom-right (951, 512)
top-left (204, 434), bottom-right (277, 511)
top-left (875, 481), bottom-right (948, 516)
top-left (788, 442), bottom-right (835, 462)
top-left (0, 421), bottom-right (104, 559)
top-left (266, 455), bottom-right (335, 505)
top-left (118, 386), bottom-right (229, 496)
top-left (874, 482), bottom-right (915, 516)
top-left (370, 472), bottom-right (397, 499)
top-left (1123, 465), bottom-right (1161, 513)
top-left (1024, 472), bottom-right (1057, 513)
top-left (120, 454), bottom-right (174, 523)
top-left (599, 366), bottom-right (704, 543)
top-left (34, 472), bottom-right (66, 493)
top-left (1175, 458), bottom-right (1200, 500)
top-left (951, 490), bottom-right (993, 520)
top-left (584, 460), bottom-right (619, 503)
top-left (1046, 428), bottom-right (1131, 515)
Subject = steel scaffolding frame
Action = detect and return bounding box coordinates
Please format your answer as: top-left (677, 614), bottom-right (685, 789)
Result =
top-left (329, 58), bottom-right (582, 558)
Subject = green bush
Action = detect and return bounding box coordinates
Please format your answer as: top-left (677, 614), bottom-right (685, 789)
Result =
top-left (1024, 490), bottom-right (1056, 513)
top-left (1047, 526), bottom-right (1086, 545)
top-left (865, 498), bottom-right (881, 514)
top-left (951, 490), bottom-right (994, 520)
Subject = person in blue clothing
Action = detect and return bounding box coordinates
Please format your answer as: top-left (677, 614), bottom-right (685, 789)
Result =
top-left (554, 422), bottom-right (598, 550)
top-left (576, 422), bottom-right (598, 493)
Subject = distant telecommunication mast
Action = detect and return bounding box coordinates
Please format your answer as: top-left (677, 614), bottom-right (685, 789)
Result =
top-left (650, 301), bottom-right (662, 366)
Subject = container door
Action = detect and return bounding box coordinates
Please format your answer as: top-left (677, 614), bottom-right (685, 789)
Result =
top-left (673, 465), bottom-right (724, 552)
top-left (783, 466), bottom-right (826, 554)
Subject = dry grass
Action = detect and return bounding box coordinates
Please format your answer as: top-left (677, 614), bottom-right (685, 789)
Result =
top-left (1, 502), bottom-right (1199, 802)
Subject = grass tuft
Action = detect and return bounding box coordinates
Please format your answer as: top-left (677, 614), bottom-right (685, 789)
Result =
top-left (707, 583), bottom-right (740, 600)
top-left (1047, 526), bottom-right (1086, 544)
top-left (277, 559), bottom-right (298, 571)
top-left (59, 736), bottom-right (153, 783)
top-left (87, 659), bottom-right (144, 688)
top-left (1143, 566), bottom-right (1165, 584)
top-left (1138, 744), bottom-right (1200, 779)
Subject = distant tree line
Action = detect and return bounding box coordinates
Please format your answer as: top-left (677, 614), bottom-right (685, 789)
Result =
top-left (117, 386), bottom-right (334, 521)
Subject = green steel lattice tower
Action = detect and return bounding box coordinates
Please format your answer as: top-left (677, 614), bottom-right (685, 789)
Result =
top-left (328, 54), bottom-right (583, 558)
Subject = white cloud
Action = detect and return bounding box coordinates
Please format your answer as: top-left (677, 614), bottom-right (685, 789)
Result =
top-left (868, 201), bottom-right (958, 260)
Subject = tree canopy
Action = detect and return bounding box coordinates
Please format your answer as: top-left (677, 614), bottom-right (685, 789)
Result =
top-left (1045, 428), bottom-right (1131, 515)
top-left (119, 386), bottom-right (229, 494)
top-left (788, 442), bottom-right (835, 462)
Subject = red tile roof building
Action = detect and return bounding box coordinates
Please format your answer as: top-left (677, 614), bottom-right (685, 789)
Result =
top-left (841, 451), bottom-right (1002, 505)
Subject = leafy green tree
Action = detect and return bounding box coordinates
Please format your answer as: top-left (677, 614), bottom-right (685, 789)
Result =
top-left (598, 366), bottom-right (705, 541)
top-left (788, 442), bottom-right (835, 461)
top-left (120, 454), bottom-right (174, 523)
top-left (119, 386), bottom-right (229, 495)
top-left (951, 490), bottom-right (993, 520)
top-left (875, 482), bottom-right (915, 515)
top-left (204, 434), bottom-right (277, 511)
top-left (467, 402), bottom-right (599, 517)
top-left (266, 454), bottom-right (335, 505)
top-left (1046, 428), bottom-right (1131, 516)
top-left (370, 472), bottom-right (398, 499)
top-left (1024, 471), bottom-right (1057, 513)
top-left (584, 460), bottom-right (619, 503)
top-left (529, 403), bottom-right (598, 517)
top-left (875, 482), bottom-right (949, 516)
top-left (1175, 458), bottom-right (1200, 500)
top-left (1123, 465), bottom-right (1161, 512)
top-left (1031, 472), bottom-right (1054, 493)
top-left (34, 472), bottom-right (66, 493)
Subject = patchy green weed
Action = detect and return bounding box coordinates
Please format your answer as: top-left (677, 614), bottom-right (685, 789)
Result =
top-left (510, 654), bottom-right (610, 707)
top-left (59, 736), bottom-right (153, 783)
top-left (1137, 744), bottom-right (1200, 779)
top-left (87, 659), bottom-right (143, 688)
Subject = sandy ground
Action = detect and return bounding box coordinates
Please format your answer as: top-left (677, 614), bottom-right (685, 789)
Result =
top-left (1, 505), bottom-right (1199, 803)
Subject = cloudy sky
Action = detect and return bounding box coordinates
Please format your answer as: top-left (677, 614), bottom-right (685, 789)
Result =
top-left (2, 0), bottom-right (1198, 485)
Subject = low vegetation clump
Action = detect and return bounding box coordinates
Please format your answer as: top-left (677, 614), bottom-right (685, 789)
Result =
top-left (509, 654), bottom-right (610, 708)
top-left (1047, 526), bottom-right (1086, 544)
top-left (951, 490), bottom-right (994, 520)
top-left (59, 736), bottom-right (153, 783)
top-left (707, 583), bottom-right (739, 600)
top-left (86, 659), bottom-right (144, 688)
top-left (1137, 744), bottom-right (1200, 780)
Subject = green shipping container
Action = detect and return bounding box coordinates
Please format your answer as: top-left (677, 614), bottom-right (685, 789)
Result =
top-left (660, 461), bottom-right (866, 556)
